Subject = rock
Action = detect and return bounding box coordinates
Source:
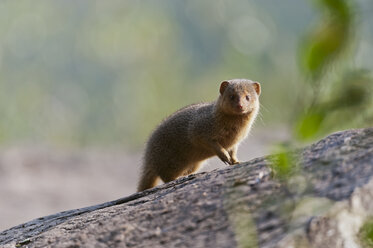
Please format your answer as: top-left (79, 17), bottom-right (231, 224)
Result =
top-left (1, 128), bottom-right (373, 248)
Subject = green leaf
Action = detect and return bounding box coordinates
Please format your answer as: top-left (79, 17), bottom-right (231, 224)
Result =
top-left (295, 110), bottom-right (326, 141)
top-left (300, 0), bottom-right (353, 81)
top-left (270, 145), bottom-right (295, 180)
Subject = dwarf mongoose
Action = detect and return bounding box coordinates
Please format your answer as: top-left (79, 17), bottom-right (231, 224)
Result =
top-left (137, 79), bottom-right (261, 191)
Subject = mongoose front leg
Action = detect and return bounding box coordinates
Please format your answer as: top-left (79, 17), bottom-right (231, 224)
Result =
top-left (209, 141), bottom-right (233, 165)
top-left (228, 146), bottom-right (240, 164)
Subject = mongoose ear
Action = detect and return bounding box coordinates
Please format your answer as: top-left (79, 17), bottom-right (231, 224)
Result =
top-left (253, 82), bottom-right (261, 96)
top-left (220, 81), bottom-right (230, 95)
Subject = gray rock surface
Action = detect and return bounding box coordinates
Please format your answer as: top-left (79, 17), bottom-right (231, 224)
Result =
top-left (1, 128), bottom-right (373, 248)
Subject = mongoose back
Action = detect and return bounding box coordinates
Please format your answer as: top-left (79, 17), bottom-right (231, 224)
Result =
top-left (138, 79), bottom-right (261, 191)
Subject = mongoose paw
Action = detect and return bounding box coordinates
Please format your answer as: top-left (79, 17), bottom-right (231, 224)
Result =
top-left (219, 154), bottom-right (232, 165)
top-left (230, 158), bottom-right (240, 165)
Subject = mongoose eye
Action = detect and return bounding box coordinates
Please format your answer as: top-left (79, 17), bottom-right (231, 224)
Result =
top-left (245, 95), bottom-right (250, 101)
top-left (230, 95), bottom-right (235, 100)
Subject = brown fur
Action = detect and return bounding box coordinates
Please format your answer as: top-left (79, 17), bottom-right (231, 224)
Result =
top-left (137, 79), bottom-right (261, 191)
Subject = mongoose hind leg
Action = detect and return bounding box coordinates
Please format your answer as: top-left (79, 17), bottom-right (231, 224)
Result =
top-left (159, 172), bottom-right (179, 184)
top-left (182, 162), bottom-right (202, 176)
top-left (158, 160), bottom-right (185, 183)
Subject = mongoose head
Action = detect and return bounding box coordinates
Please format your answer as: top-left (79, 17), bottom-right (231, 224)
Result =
top-left (217, 79), bottom-right (261, 115)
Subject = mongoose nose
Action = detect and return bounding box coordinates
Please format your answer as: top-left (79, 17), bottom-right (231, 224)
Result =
top-left (237, 104), bottom-right (243, 110)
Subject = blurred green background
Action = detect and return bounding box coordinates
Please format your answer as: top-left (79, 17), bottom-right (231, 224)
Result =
top-left (1, 0), bottom-right (371, 149)
top-left (1, 0), bottom-right (373, 232)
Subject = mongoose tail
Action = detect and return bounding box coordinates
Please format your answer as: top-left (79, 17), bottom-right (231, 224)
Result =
top-left (137, 167), bottom-right (159, 192)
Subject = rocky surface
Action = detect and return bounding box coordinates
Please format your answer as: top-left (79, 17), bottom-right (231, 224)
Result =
top-left (1, 128), bottom-right (373, 248)
top-left (0, 127), bottom-right (288, 231)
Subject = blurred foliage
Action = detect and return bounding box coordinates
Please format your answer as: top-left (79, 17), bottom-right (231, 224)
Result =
top-left (273, 0), bottom-right (373, 179)
top-left (269, 144), bottom-right (297, 181)
top-left (0, 0), bottom-right (304, 147)
top-left (301, 0), bottom-right (353, 81)
top-left (295, 0), bottom-right (373, 142)
top-left (359, 218), bottom-right (373, 248)
top-left (296, 70), bottom-right (373, 140)
top-left (0, 0), bottom-right (372, 148)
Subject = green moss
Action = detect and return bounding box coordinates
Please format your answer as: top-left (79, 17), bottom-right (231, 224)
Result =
top-left (359, 218), bottom-right (373, 248)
